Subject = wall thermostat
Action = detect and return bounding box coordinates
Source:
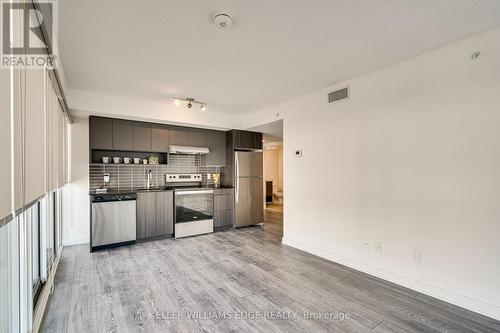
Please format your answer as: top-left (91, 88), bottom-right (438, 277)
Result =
top-left (295, 149), bottom-right (302, 157)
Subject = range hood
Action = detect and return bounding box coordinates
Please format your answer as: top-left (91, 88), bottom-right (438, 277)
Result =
top-left (169, 145), bottom-right (210, 155)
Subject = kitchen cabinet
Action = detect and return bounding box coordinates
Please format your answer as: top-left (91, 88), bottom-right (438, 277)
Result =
top-left (252, 132), bottom-right (263, 150)
top-left (231, 130), bottom-right (262, 150)
top-left (170, 127), bottom-right (189, 146)
top-left (137, 190), bottom-right (174, 239)
top-left (132, 122), bottom-right (152, 151)
top-left (213, 188), bottom-right (234, 228)
top-left (90, 117), bottom-right (113, 150)
top-left (151, 124), bottom-right (170, 152)
top-left (136, 192), bottom-right (155, 239)
top-left (188, 128), bottom-right (207, 146)
top-left (112, 119), bottom-right (133, 150)
top-left (155, 191), bottom-right (174, 236)
top-left (205, 131), bottom-right (226, 166)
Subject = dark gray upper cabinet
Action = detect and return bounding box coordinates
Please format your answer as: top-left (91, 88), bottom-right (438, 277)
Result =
top-left (132, 122), bottom-right (152, 151)
top-left (169, 127), bottom-right (189, 146)
top-left (252, 132), bottom-right (263, 150)
top-left (151, 124), bottom-right (170, 153)
top-left (89, 117), bottom-right (113, 150)
top-left (205, 130), bottom-right (226, 166)
top-left (112, 119), bottom-right (133, 150)
top-left (188, 128), bottom-right (207, 147)
top-left (231, 130), bottom-right (262, 150)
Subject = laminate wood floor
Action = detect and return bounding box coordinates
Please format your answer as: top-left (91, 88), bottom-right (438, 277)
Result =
top-left (41, 206), bottom-right (499, 333)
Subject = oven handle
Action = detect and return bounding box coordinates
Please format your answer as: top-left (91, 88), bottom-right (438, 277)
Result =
top-left (175, 190), bottom-right (214, 196)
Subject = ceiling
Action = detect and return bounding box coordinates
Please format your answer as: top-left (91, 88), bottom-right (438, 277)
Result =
top-left (250, 120), bottom-right (283, 143)
top-left (59, 0), bottom-right (500, 115)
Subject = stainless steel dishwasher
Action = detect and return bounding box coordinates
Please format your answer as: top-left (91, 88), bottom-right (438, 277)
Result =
top-left (91, 193), bottom-right (137, 251)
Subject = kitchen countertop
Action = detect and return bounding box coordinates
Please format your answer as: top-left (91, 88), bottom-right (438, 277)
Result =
top-left (89, 186), bottom-right (233, 196)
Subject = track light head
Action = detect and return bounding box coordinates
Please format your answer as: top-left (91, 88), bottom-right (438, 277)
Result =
top-left (173, 97), bottom-right (205, 111)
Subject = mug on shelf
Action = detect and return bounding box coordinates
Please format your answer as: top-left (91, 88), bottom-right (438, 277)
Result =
top-left (142, 159), bottom-right (148, 164)
top-left (102, 157), bottom-right (111, 164)
top-left (123, 157), bottom-right (132, 164)
top-left (133, 158), bottom-right (141, 164)
top-left (113, 157), bottom-right (122, 164)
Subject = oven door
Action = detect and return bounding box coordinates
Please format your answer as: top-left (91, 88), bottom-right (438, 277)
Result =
top-left (175, 190), bottom-right (214, 238)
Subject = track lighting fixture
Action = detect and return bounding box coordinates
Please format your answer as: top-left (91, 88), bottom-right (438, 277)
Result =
top-left (173, 97), bottom-right (207, 111)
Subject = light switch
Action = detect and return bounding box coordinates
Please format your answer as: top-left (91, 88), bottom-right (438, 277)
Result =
top-left (295, 149), bottom-right (302, 157)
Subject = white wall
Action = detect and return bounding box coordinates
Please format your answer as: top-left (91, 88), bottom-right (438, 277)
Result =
top-left (243, 27), bottom-right (500, 320)
top-left (63, 116), bottom-right (90, 246)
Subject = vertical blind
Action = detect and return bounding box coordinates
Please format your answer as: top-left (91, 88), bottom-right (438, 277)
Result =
top-left (1, 2), bottom-right (70, 333)
top-left (0, 58), bottom-right (11, 223)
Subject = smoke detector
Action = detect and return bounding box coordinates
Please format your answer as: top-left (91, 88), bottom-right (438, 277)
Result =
top-left (214, 13), bottom-right (233, 29)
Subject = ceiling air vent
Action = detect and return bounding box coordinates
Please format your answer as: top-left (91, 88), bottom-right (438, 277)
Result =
top-left (328, 87), bottom-right (349, 104)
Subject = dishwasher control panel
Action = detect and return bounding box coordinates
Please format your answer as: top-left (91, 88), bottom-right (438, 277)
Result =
top-left (91, 194), bottom-right (137, 202)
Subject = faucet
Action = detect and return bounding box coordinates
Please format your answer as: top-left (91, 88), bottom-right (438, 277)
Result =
top-left (146, 170), bottom-right (152, 189)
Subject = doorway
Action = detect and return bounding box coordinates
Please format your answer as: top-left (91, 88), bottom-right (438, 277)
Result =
top-left (248, 119), bottom-right (283, 235)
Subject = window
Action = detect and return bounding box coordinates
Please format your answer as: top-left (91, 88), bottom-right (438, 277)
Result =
top-left (0, 218), bottom-right (21, 333)
top-left (32, 202), bottom-right (43, 305)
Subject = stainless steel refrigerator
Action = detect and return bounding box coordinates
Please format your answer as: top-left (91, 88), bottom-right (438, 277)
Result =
top-left (234, 151), bottom-right (264, 227)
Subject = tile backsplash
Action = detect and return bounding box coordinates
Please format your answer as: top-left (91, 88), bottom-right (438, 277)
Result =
top-left (89, 154), bottom-right (223, 190)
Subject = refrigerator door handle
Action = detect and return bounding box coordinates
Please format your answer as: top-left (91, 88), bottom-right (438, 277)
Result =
top-left (235, 153), bottom-right (239, 203)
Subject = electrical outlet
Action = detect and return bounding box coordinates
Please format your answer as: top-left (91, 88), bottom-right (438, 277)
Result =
top-left (414, 250), bottom-right (424, 264)
top-left (363, 241), bottom-right (370, 248)
top-left (374, 241), bottom-right (383, 253)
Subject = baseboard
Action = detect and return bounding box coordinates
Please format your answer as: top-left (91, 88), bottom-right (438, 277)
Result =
top-left (62, 237), bottom-right (89, 246)
top-left (32, 246), bottom-right (63, 333)
top-left (282, 237), bottom-right (500, 321)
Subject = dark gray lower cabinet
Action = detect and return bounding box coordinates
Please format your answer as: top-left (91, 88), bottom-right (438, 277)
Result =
top-left (137, 191), bottom-right (174, 239)
top-left (137, 192), bottom-right (155, 239)
top-left (155, 191), bottom-right (174, 236)
top-left (214, 188), bottom-right (234, 228)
